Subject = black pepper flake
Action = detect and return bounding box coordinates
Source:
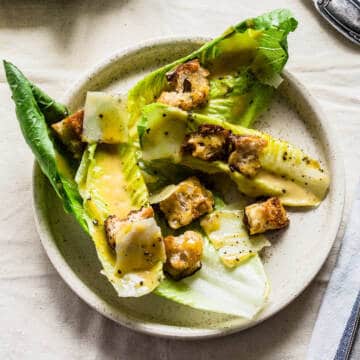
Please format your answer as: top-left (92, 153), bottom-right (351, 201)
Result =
top-left (305, 182), bottom-right (308, 186)
top-left (162, 113), bottom-right (167, 117)
top-left (164, 131), bottom-right (169, 136)
top-left (99, 113), bottom-right (103, 118)
top-left (282, 189), bottom-right (286, 194)
top-left (117, 270), bottom-right (122, 274)
top-left (146, 128), bottom-right (151, 134)
top-left (139, 281), bottom-right (144, 286)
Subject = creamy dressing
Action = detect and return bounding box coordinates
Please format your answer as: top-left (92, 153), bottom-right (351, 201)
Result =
top-left (81, 144), bottom-right (164, 291)
top-left (256, 171), bottom-right (320, 206)
top-left (84, 144), bottom-right (134, 267)
top-left (86, 144), bottom-right (134, 220)
top-left (201, 210), bottom-right (270, 268)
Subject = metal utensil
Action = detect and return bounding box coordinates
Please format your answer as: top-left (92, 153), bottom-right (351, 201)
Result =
top-left (335, 291), bottom-right (360, 360)
top-left (314, 0), bottom-right (360, 45)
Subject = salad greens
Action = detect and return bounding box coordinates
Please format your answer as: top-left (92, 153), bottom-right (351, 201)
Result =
top-left (76, 143), bottom-right (166, 297)
top-left (30, 83), bottom-right (69, 125)
top-left (156, 248), bottom-right (269, 318)
top-left (3, 61), bottom-right (89, 233)
top-left (128, 9), bottom-right (297, 131)
top-left (138, 103), bottom-right (329, 206)
top-left (4, 9), bottom-right (306, 319)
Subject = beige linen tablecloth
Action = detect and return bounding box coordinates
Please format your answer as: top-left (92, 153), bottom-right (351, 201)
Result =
top-left (0, 1), bottom-right (359, 359)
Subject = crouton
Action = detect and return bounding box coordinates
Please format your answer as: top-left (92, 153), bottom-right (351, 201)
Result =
top-left (51, 109), bottom-right (84, 158)
top-left (164, 231), bottom-right (203, 280)
top-left (157, 59), bottom-right (210, 110)
top-left (244, 197), bottom-right (289, 235)
top-left (159, 177), bottom-right (214, 229)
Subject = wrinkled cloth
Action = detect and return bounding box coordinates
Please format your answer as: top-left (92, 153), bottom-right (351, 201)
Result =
top-left (0, 1), bottom-right (359, 359)
top-left (308, 183), bottom-right (360, 360)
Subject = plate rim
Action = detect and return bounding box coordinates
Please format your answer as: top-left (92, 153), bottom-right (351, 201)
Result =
top-left (32, 36), bottom-right (345, 340)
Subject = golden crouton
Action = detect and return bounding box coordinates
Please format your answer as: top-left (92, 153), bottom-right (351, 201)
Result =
top-left (182, 124), bottom-right (231, 161)
top-left (228, 135), bottom-right (267, 177)
top-left (164, 231), bottom-right (203, 280)
top-left (244, 197), bottom-right (289, 235)
top-left (51, 109), bottom-right (84, 158)
top-left (159, 177), bottom-right (214, 229)
top-left (157, 59), bottom-right (210, 110)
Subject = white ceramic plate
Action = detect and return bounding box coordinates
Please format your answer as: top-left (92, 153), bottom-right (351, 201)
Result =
top-left (32, 37), bottom-right (345, 339)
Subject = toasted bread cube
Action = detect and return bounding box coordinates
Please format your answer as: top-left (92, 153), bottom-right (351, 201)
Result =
top-left (159, 177), bottom-right (214, 229)
top-left (228, 135), bottom-right (268, 177)
top-left (182, 124), bottom-right (231, 161)
top-left (157, 59), bottom-right (210, 110)
top-left (244, 197), bottom-right (289, 235)
top-left (51, 109), bottom-right (84, 158)
top-left (164, 231), bottom-right (203, 280)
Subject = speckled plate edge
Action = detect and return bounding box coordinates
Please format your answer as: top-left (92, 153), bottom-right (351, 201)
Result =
top-left (32, 37), bottom-right (346, 340)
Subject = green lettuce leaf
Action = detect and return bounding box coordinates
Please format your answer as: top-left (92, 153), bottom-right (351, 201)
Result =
top-left (30, 83), bottom-right (69, 125)
top-left (4, 60), bottom-right (89, 233)
top-left (200, 72), bottom-right (273, 126)
top-left (75, 143), bottom-right (165, 297)
top-left (156, 239), bottom-right (269, 318)
top-left (138, 103), bottom-right (330, 206)
top-left (128, 9), bottom-right (297, 130)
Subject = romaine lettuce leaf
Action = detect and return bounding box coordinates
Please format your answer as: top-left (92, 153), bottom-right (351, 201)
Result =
top-left (200, 73), bottom-right (273, 127)
top-left (76, 144), bottom-right (165, 297)
top-left (156, 240), bottom-right (269, 318)
top-left (4, 60), bottom-right (89, 233)
top-left (128, 9), bottom-right (297, 131)
top-left (138, 103), bottom-right (329, 206)
top-left (30, 83), bottom-right (69, 125)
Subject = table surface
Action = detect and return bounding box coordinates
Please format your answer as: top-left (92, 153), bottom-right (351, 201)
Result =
top-left (0, 1), bottom-right (359, 359)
